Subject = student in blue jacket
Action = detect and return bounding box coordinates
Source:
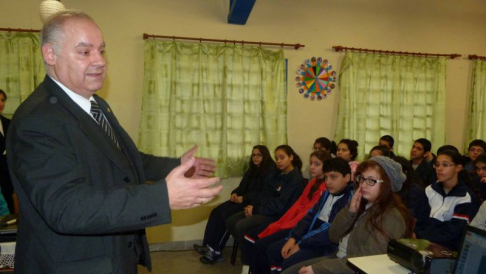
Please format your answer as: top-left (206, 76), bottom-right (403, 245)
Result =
top-left (264, 157), bottom-right (353, 273)
top-left (415, 149), bottom-right (480, 250)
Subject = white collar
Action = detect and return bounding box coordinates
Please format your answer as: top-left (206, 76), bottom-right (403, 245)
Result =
top-left (49, 75), bottom-right (95, 115)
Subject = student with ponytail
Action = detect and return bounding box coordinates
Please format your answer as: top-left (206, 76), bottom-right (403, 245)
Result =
top-left (415, 150), bottom-right (480, 251)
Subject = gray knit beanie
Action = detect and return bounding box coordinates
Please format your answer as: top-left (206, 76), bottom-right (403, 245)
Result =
top-left (369, 156), bottom-right (406, 192)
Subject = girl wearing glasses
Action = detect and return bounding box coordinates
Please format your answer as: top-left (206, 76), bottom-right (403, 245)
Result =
top-left (196, 145), bottom-right (276, 263)
top-left (415, 150), bottom-right (480, 251)
top-left (287, 156), bottom-right (411, 274)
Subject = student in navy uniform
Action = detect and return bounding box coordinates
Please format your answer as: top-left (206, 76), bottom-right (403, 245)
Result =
top-left (415, 150), bottom-right (480, 250)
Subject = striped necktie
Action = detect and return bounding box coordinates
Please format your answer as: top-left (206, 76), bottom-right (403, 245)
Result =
top-left (90, 100), bottom-right (119, 148)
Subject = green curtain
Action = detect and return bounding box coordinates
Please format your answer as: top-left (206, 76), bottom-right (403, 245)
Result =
top-left (465, 60), bottom-right (486, 151)
top-left (335, 52), bottom-right (446, 160)
top-left (139, 40), bottom-right (287, 177)
top-left (0, 32), bottom-right (45, 118)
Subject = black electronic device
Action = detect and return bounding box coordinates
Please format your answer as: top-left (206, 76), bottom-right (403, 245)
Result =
top-left (387, 239), bottom-right (455, 274)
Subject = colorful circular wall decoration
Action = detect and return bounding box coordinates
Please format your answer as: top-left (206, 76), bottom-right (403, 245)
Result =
top-left (296, 57), bottom-right (336, 101)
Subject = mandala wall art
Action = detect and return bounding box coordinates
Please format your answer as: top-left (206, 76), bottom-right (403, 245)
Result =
top-left (295, 57), bottom-right (336, 101)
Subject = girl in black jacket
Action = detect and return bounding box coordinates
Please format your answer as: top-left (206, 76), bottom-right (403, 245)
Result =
top-left (195, 145), bottom-right (276, 262)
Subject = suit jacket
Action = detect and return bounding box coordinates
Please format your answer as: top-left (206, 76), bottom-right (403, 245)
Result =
top-left (7, 76), bottom-right (180, 274)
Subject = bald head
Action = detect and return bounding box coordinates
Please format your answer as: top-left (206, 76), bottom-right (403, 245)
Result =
top-left (41, 10), bottom-right (96, 57)
top-left (41, 10), bottom-right (106, 99)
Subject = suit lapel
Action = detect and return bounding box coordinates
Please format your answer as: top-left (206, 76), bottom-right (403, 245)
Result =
top-left (43, 77), bottom-right (131, 173)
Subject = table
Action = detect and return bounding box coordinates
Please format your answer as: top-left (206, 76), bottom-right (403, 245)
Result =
top-left (347, 254), bottom-right (413, 274)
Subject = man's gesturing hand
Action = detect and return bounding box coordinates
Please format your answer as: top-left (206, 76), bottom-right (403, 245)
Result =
top-left (181, 145), bottom-right (216, 178)
top-left (167, 156), bottom-right (222, 209)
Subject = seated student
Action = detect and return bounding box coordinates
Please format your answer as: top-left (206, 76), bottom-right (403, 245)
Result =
top-left (427, 145), bottom-right (460, 185)
top-left (410, 138), bottom-right (435, 186)
top-left (464, 139), bottom-right (486, 173)
top-left (379, 135), bottom-right (396, 158)
top-left (336, 139), bottom-right (360, 181)
top-left (225, 145), bottom-right (305, 266)
top-left (473, 154), bottom-right (486, 200)
top-left (471, 201), bottom-right (486, 230)
top-left (368, 145), bottom-right (391, 158)
top-left (196, 145), bottom-right (276, 263)
top-left (393, 156), bottom-right (429, 231)
top-left (242, 150), bottom-right (332, 274)
top-left (303, 138), bottom-right (337, 180)
top-left (264, 157), bottom-right (353, 274)
top-left (437, 145), bottom-right (459, 155)
top-left (415, 150), bottom-right (480, 251)
top-left (283, 156), bottom-right (411, 274)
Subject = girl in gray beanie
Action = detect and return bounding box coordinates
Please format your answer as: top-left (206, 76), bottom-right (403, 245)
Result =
top-left (291, 157), bottom-right (411, 274)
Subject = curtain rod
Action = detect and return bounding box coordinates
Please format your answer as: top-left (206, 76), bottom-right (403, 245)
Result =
top-left (468, 54), bottom-right (486, 61)
top-left (333, 45), bottom-right (461, 59)
top-left (0, 28), bottom-right (40, 33)
top-left (143, 34), bottom-right (305, 50)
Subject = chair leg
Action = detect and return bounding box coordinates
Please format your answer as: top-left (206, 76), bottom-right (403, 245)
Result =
top-left (231, 241), bottom-right (238, 266)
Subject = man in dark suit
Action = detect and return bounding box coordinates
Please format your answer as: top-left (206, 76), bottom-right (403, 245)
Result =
top-left (6, 10), bottom-right (222, 274)
top-left (0, 89), bottom-right (12, 214)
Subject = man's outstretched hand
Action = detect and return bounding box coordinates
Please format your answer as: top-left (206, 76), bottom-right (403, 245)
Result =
top-left (167, 156), bottom-right (222, 209)
top-left (181, 145), bottom-right (216, 178)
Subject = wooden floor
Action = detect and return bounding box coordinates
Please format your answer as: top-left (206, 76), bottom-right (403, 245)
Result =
top-left (137, 248), bottom-right (243, 274)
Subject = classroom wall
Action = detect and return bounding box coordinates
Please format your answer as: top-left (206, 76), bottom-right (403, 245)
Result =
top-left (2, 0), bottom-right (486, 244)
